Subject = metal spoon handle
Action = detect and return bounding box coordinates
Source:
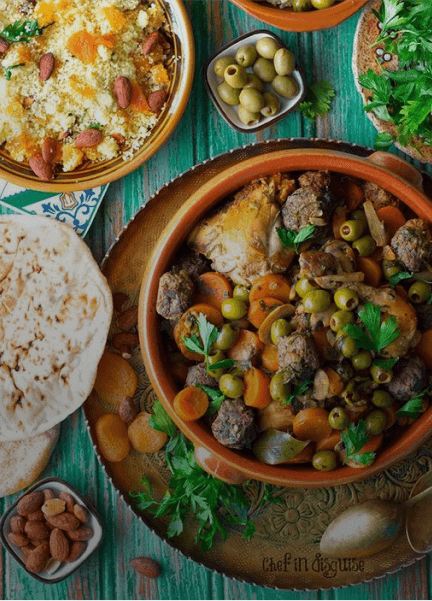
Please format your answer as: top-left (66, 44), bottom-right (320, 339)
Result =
top-left (404, 483), bottom-right (432, 508)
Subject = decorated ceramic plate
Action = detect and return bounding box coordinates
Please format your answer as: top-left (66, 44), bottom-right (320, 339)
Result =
top-left (84, 138), bottom-right (431, 590)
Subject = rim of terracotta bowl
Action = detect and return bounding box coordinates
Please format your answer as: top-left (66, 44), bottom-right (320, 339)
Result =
top-left (228, 0), bottom-right (368, 32)
top-left (0, 0), bottom-right (195, 193)
top-left (139, 148), bottom-right (432, 488)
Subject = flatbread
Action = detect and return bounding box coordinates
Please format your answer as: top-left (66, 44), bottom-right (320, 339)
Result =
top-left (0, 215), bottom-right (113, 441)
top-left (0, 425), bottom-right (60, 498)
top-left (352, 0), bottom-right (432, 163)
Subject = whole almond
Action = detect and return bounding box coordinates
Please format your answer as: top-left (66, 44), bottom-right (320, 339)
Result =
top-left (130, 557), bottom-right (160, 578)
top-left (142, 31), bottom-right (159, 56)
top-left (45, 557), bottom-right (62, 575)
top-left (117, 306), bottom-right (138, 330)
top-left (118, 396), bottom-right (138, 426)
top-left (10, 515), bottom-right (26, 534)
top-left (39, 52), bottom-right (55, 81)
top-left (27, 509), bottom-right (45, 522)
top-left (114, 76), bottom-right (132, 109)
top-left (24, 520), bottom-right (50, 541)
top-left (59, 492), bottom-right (75, 513)
top-left (112, 332), bottom-right (139, 350)
top-left (42, 488), bottom-right (55, 501)
top-left (65, 541), bottom-right (87, 563)
top-left (26, 541), bottom-right (50, 574)
top-left (42, 137), bottom-right (57, 163)
top-left (111, 133), bottom-right (126, 146)
top-left (21, 544), bottom-right (36, 558)
top-left (50, 528), bottom-right (70, 561)
top-left (0, 36), bottom-right (10, 53)
top-left (46, 513), bottom-right (80, 531)
top-left (17, 491), bottom-right (44, 516)
top-left (113, 292), bottom-right (128, 312)
top-left (29, 153), bottom-right (53, 181)
top-left (8, 532), bottom-right (29, 547)
top-left (75, 129), bottom-right (103, 148)
top-left (147, 89), bottom-right (168, 114)
top-left (73, 504), bottom-right (90, 524)
top-left (42, 498), bottom-right (66, 517)
top-left (67, 525), bottom-right (93, 541)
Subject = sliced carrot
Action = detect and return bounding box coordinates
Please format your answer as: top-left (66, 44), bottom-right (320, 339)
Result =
top-left (173, 386), bottom-right (208, 421)
top-left (227, 329), bottom-right (264, 363)
top-left (249, 275), bottom-right (291, 304)
top-left (316, 430), bottom-right (341, 452)
top-left (292, 408), bottom-right (332, 442)
top-left (248, 297), bottom-right (283, 329)
top-left (174, 304), bottom-right (223, 361)
top-left (357, 257), bottom-right (383, 288)
top-left (312, 328), bottom-right (332, 357)
top-left (332, 207), bottom-right (348, 240)
top-left (286, 442), bottom-right (315, 463)
top-left (416, 329), bottom-right (432, 370)
top-left (323, 367), bottom-right (344, 396)
top-left (359, 434), bottom-right (383, 454)
top-left (395, 284), bottom-right (410, 302)
top-left (376, 206), bottom-right (406, 238)
top-left (383, 406), bottom-right (398, 430)
top-left (244, 367), bottom-right (271, 409)
top-left (345, 179), bottom-right (365, 211)
top-left (194, 272), bottom-right (233, 310)
top-left (261, 344), bottom-right (279, 372)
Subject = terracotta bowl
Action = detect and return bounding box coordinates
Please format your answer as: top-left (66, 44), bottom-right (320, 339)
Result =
top-left (139, 148), bottom-right (432, 488)
top-left (0, 0), bottom-right (194, 193)
top-left (228, 0), bottom-right (368, 32)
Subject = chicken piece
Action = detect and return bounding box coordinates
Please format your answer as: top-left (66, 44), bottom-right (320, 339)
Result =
top-left (362, 181), bottom-right (399, 210)
top-left (391, 219), bottom-right (432, 272)
top-left (188, 175), bottom-right (296, 286)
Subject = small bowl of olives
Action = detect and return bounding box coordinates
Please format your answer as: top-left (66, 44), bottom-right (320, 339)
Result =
top-left (204, 30), bottom-right (306, 133)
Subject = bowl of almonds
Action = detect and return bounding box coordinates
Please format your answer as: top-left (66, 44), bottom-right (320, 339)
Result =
top-left (0, 477), bottom-right (103, 583)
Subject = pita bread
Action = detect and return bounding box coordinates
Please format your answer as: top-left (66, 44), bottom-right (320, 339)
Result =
top-left (0, 215), bottom-right (112, 441)
top-left (352, 0), bottom-right (432, 163)
top-left (0, 425), bottom-right (60, 498)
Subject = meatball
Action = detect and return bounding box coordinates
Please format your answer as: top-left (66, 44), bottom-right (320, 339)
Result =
top-left (386, 356), bottom-right (429, 402)
top-left (156, 269), bottom-right (194, 320)
top-left (416, 304), bottom-right (432, 332)
top-left (175, 251), bottom-right (210, 282)
top-left (211, 399), bottom-right (258, 450)
top-left (277, 332), bottom-right (319, 380)
top-left (298, 170), bottom-right (331, 192)
top-left (391, 219), bottom-right (432, 272)
top-left (185, 363), bottom-right (218, 389)
top-left (362, 181), bottom-right (399, 210)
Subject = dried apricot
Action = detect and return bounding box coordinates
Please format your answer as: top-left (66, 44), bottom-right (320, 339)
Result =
top-left (129, 83), bottom-right (152, 114)
top-left (95, 414), bottom-right (130, 462)
top-left (173, 387), bottom-right (208, 421)
top-left (34, 1), bottom-right (57, 27)
top-left (67, 31), bottom-right (97, 64)
top-left (102, 7), bottom-right (127, 32)
top-left (127, 412), bottom-right (168, 453)
top-left (94, 351), bottom-right (138, 407)
top-left (96, 34), bottom-right (116, 49)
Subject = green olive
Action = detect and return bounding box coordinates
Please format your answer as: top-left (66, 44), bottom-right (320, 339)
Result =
top-left (335, 332), bottom-right (357, 358)
top-left (295, 278), bottom-right (318, 298)
top-left (217, 81), bottom-right (241, 106)
top-left (303, 289), bottom-right (331, 313)
top-left (372, 390), bottom-right (394, 408)
top-left (239, 88), bottom-right (265, 113)
top-left (365, 409), bottom-right (387, 435)
top-left (221, 298), bottom-right (248, 320)
top-left (253, 57), bottom-right (277, 83)
top-left (206, 350), bottom-right (225, 379)
top-left (352, 350), bottom-right (373, 371)
top-left (219, 373), bottom-right (244, 398)
top-left (312, 450), bottom-right (337, 471)
top-left (273, 48), bottom-right (295, 76)
top-left (270, 319), bottom-right (293, 345)
top-left (330, 310), bottom-right (355, 332)
top-left (334, 288), bottom-right (359, 311)
top-left (235, 44), bottom-right (258, 68)
top-left (224, 64), bottom-right (248, 89)
top-left (352, 235), bottom-right (377, 257)
top-left (214, 55), bottom-right (236, 78)
top-left (260, 92), bottom-right (280, 117)
top-left (328, 407), bottom-right (349, 430)
top-left (339, 219), bottom-right (366, 242)
top-left (255, 36), bottom-right (281, 60)
top-left (233, 284), bottom-right (250, 303)
top-left (214, 324), bottom-right (238, 351)
top-left (270, 372), bottom-right (291, 402)
top-left (352, 209), bottom-right (367, 221)
top-left (311, 0), bottom-right (335, 8)
top-left (332, 361), bottom-right (354, 383)
top-left (293, 0), bottom-right (313, 10)
top-left (341, 380), bottom-right (361, 406)
top-left (370, 364), bottom-right (393, 384)
top-left (382, 259), bottom-right (401, 280)
top-left (271, 75), bottom-right (299, 99)
top-left (237, 105), bottom-right (260, 126)
top-left (243, 73), bottom-right (264, 92)
top-left (408, 281), bottom-right (431, 304)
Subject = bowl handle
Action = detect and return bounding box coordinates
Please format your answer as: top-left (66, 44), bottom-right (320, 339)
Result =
top-left (367, 151), bottom-right (423, 190)
top-left (194, 446), bottom-right (248, 485)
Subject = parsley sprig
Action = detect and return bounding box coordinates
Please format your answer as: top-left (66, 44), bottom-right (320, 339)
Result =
top-left (277, 225), bottom-right (316, 253)
top-left (149, 399), bottom-right (177, 438)
top-left (373, 357), bottom-right (399, 371)
top-left (183, 314), bottom-right (235, 373)
top-left (299, 81), bottom-right (335, 122)
top-left (3, 63), bottom-right (24, 81)
top-left (197, 385), bottom-right (225, 415)
top-left (341, 421), bottom-right (375, 466)
top-left (397, 387), bottom-right (430, 419)
top-left (388, 270), bottom-right (412, 288)
top-left (282, 380), bottom-right (313, 406)
top-left (343, 302), bottom-right (399, 354)
top-left (0, 20), bottom-right (41, 43)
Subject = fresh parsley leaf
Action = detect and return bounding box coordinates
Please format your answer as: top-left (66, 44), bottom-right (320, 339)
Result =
top-left (197, 313), bottom-right (219, 356)
top-left (388, 270), bottom-right (412, 288)
top-left (242, 521), bottom-right (256, 540)
top-left (344, 302), bottom-right (399, 354)
top-left (197, 385), bottom-right (225, 415)
top-left (282, 380), bottom-right (313, 406)
top-left (183, 334), bottom-right (204, 356)
top-left (149, 399), bottom-right (177, 437)
top-left (341, 420), bottom-right (375, 466)
top-left (374, 131), bottom-right (395, 151)
top-left (259, 483), bottom-right (283, 508)
top-left (277, 225), bottom-right (316, 252)
top-left (373, 357), bottom-right (399, 370)
top-left (347, 452), bottom-right (376, 467)
top-left (3, 63), bottom-right (24, 81)
top-left (88, 123), bottom-right (103, 130)
top-left (298, 80), bottom-right (335, 121)
top-left (183, 314), bottom-right (235, 375)
top-left (209, 358), bottom-right (235, 371)
top-left (397, 388), bottom-right (429, 418)
top-left (1, 20), bottom-right (41, 43)
top-left (376, 0), bottom-right (407, 42)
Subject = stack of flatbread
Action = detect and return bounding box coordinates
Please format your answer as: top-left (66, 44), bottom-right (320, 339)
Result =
top-left (0, 215), bottom-right (112, 496)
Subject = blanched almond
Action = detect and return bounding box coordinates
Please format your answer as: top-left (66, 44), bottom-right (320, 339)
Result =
top-left (42, 498), bottom-right (66, 517)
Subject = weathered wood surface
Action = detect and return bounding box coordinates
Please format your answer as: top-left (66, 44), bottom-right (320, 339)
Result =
top-left (1, 1), bottom-right (431, 599)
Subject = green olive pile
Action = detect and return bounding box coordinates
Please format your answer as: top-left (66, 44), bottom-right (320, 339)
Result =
top-left (292, 0), bottom-right (337, 11)
top-left (214, 36), bottom-right (299, 126)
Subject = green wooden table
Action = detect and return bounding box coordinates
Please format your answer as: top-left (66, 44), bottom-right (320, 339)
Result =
top-left (1, 1), bottom-right (431, 599)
